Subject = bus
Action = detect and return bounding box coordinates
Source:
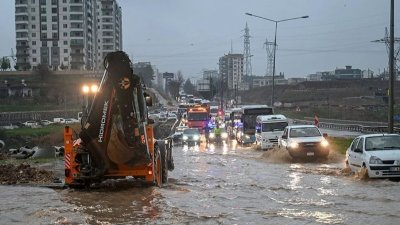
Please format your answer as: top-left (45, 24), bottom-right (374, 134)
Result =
top-left (236, 105), bottom-right (274, 144)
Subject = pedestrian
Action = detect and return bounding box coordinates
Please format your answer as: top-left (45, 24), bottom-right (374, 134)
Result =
top-left (314, 114), bottom-right (320, 127)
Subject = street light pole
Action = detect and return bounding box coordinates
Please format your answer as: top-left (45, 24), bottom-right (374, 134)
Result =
top-left (272, 21), bottom-right (278, 107)
top-left (245, 13), bottom-right (309, 106)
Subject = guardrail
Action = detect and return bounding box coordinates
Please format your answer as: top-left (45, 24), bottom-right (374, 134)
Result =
top-left (293, 119), bottom-right (400, 134)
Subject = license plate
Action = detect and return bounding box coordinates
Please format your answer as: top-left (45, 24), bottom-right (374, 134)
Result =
top-left (306, 152), bottom-right (314, 156)
top-left (390, 167), bottom-right (400, 171)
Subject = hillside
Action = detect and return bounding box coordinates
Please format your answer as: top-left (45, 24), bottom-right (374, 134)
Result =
top-left (239, 79), bottom-right (400, 122)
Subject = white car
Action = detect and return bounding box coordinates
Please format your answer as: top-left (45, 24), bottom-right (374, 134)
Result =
top-left (40, 120), bottom-right (54, 126)
top-left (279, 125), bottom-right (329, 159)
top-left (64, 118), bottom-right (80, 124)
top-left (346, 134), bottom-right (400, 178)
top-left (23, 121), bottom-right (39, 127)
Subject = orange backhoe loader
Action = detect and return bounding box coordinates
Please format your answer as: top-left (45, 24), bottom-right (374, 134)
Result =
top-left (63, 51), bottom-right (174, 188)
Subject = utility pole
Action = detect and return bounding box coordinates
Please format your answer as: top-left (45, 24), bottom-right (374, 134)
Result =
top-left (265, 38), bottom-right (275, 77)
top-left (389, 0), bottom-right (395, 133)
top-left (243, 23), bottom-right (252, 77)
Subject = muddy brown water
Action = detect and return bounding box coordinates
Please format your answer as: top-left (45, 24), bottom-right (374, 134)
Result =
top-left (1, 140), bottom-right (400, 225)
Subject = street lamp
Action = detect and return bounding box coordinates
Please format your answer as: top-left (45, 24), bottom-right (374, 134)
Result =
top-left (245, 13), bottom-right (308, 106)
top-left (81, 84), bottom-right (98, 123)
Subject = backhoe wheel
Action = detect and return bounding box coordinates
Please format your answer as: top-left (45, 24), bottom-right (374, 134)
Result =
top-left (153, 146), bottom-right (163, 187)
top-left (159, 143), bottom-right (168, 184)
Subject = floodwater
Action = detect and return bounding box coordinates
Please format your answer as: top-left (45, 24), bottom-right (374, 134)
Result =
top-left (1, 140), bottom-right (400, 225)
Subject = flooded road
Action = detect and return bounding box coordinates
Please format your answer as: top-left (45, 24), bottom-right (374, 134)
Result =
top-left (1, 141), bottom-right (400, 224)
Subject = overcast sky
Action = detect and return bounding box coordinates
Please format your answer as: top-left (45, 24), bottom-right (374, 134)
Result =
top-left (1, 0), bottom-right (399, 79)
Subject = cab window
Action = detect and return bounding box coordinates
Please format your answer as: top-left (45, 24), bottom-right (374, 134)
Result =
top-left (350, 138), bottom-right (360, 151)
top-left (355, 137), bottom-right (364, 152)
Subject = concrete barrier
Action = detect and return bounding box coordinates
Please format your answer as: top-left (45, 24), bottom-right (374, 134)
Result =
top-left (293, 119), bottom-right (399, 134)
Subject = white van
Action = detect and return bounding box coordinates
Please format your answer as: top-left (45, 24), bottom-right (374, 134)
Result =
top-left (255, 114), bottom-right (288, 150)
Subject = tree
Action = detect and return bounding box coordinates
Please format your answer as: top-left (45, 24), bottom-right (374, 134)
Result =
top-left (134, 64), bottom-right (154, 88)
top-left (183, 79), bottom-right (196, 95)
top-left (0, 57), bottom-right (11, 71)
top-left (33, 63), bottom-right (52, 81)
top-left (167, 71), bottom-right (184, 99)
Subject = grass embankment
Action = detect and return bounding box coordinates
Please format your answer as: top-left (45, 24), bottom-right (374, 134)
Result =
top-left (327, 137), bottom-right (353, 154)
top-left (1, 124), bottom-right (81, 149)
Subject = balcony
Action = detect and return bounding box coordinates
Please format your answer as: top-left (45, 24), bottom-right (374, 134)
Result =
top-left (70, 39), bottom-right (84, 47)
top-left (16, 52), bottom-right (29, 57)
top-left (71, 52), bottom-right (84, 57)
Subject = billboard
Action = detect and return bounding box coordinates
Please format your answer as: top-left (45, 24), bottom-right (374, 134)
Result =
top-left (163, 72), bottom-right (174, 79)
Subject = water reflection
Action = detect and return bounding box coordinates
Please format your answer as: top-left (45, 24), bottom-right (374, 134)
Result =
top-left (60, 185), bottom-right (162, 224)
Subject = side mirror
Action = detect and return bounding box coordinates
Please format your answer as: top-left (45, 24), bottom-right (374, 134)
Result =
top-left (323, 133), bottom-right (328, 138)
top-left (281, 135), bottom-right (287, 139)
top-left (354, 148), bottom-right (363, 153)
top-left (145, 96), bottom-right (152, 107)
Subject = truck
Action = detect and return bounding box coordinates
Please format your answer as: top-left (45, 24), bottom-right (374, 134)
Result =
top-left (255, 114), bottom-right (288, 150)
top-left (64, 51), bottom-right (174, 188)
top-left (186, 104), bottom-right (210, 133)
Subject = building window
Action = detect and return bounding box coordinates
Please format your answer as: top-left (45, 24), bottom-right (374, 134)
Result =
top-left (32, 41), bottom-right (36, 45)
top-left (63, 24), bottom-right (67, 28)
top-left (63, 0), bottom-right (66, 3)
top-left (64, 57), bottom-right (68, 61)
top-left (63, 15), bottom-right (67, 20)
top-left (52, 24), bottom-right (57, 30)
top-left (63, 32), bottom-right (67, 37)
top-left (31, 16), bottom-right (36, 20)
top-left (32, 49), bottom-right (36, 54)
top-left (31, 24), bottom-right (36, 29)
top-left (52, 8), bottom-right (57, 13)
top-left (64, 49), bottom-right (68, 53)
top-left (31, 8), bottom-right (35, 12)
top-left (31, 0), bottom-right (35, 3)
top-left (42, 41), bottom-right (47, 47)
top-left (33, 58), bottom-right (37, 62)
top-left (63, 7), bottom-right (67, 12)
top-left (40, 8), bottom-right (46, 13)
top-left (32, 33), bottom-right (36, 37)
top-left (63, 40), bottom-right (68, 45)
top-left (41, 16), bottom-right (46, 22)
top-left (52, 33), bottom-right (58, 38)
top-left (52, 16), bottom-right (57, 22)
top-left (41, 24), bottom-right (47, 30)
top-left (41, 33), bottom-right (47, 39)
top-left (52, 41), bottom-right (58, 46)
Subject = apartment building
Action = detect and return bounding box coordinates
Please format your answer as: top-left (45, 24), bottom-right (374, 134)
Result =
top-left (15, 0), bottom-right (122, 71)
top-left (218, 53), bottom-right (243, 90)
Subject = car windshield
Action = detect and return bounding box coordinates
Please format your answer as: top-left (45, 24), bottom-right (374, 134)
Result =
top-left (187, 113), bottom-right (208, 121)
top-left (290, 127), bottom-right (321, 137)
top-left (176, 127), bottom-right (187, 132)
top-left (262, 122), bottom-right (288, 132)
top-left (183, 129), bottom-right (199, 135)
top-left (365, 136), bottom-right (400, 151)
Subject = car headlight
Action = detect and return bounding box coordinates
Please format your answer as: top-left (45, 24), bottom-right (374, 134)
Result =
top-left (209, 133), bottom-right (215, 139)
top-left (193, 135), bottom-right (199, 140)
top-left (290, 141), bottom-right (299, 149)
top-left (321, 139), bottom-right (329, 147)
top-left (183, 136), bottom-right (188, 140)
top-left (369, 156), bottom-right (383, 164)
top-left (221, 133), bottom-right (228, 139)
